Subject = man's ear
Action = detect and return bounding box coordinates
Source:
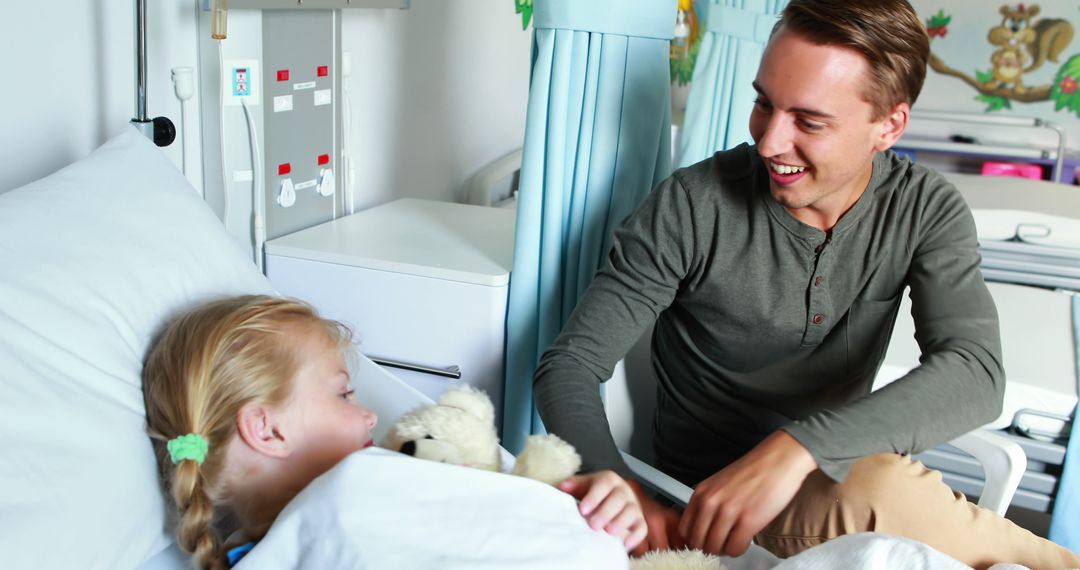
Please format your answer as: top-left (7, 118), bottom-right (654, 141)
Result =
top-left (874, 102), bottom-right (910, 152)
top-left (236, 404), bottom-right (291, 459)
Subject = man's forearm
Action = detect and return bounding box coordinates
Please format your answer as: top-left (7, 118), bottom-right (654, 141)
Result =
top-left (534, 358), bottom-right (634, 479)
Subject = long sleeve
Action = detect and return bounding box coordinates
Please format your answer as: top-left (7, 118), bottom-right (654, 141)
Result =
top-left (533, 176), bottom-right (697, 479)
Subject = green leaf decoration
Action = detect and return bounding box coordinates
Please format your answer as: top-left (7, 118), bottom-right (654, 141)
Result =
top-left (975, 94), bottom-right (1012, 112)
top-left (515, 0), bottom-right (533, 31)
top-left (975, 68), bottom-right (994, 84)
top-left (927, 9), bottom-right (951, 29)
top-left (1050, 55), bottom-right (1080, 117)
top-left (671, 25), bottom-right (703, 86)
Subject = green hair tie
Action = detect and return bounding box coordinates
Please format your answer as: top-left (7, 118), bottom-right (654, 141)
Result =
top-left (167, 433), bottom-right (209, 465)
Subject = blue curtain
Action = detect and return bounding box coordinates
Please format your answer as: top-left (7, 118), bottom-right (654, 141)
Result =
top-left (1049, 295), bottom-right (1080, 551)
top-left (677, 0), bottom-right (784, 168)
top-left (502, 0), bottom-right (676, 453)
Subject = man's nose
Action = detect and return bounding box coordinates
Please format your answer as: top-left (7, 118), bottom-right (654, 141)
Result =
top-left (757, 114), bottom-right (793, 157)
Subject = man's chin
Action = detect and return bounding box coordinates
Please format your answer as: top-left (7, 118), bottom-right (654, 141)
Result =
top-left (770, 186), bottom-right (811, 210)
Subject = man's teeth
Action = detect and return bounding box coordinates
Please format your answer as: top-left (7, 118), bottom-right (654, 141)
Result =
top-left (771, 163), bottom-right (806, 175)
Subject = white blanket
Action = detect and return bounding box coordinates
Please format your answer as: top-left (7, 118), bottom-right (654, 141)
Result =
top-left (235, 447), bottom-right (972, 570)
top-left (235, 448), bottom-right (629, 569)
top-left (770, 533), bottom-right (969, 569)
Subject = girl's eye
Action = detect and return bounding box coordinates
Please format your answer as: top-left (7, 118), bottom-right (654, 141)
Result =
top-left (341, 389), bottom-right (355, 401)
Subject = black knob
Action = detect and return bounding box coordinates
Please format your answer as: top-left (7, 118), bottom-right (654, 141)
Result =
top-left (152, 116), bottom-right (176, 147)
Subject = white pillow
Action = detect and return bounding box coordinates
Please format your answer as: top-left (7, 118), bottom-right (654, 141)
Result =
top-left (0, 127), bottom-right (273, 568)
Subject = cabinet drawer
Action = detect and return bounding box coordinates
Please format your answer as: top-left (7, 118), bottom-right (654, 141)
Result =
top-left (267, 254), bottom-right (507, 421)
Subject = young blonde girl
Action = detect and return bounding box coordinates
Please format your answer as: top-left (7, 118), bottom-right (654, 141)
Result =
top-left (143, 295), bottom-right (645, 569)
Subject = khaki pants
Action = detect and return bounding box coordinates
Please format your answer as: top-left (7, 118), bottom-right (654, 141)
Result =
top-left (754, 453), bottom-right (1080, 570)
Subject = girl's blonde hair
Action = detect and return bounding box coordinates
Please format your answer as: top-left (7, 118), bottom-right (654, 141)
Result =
top-left (142, 295), bottom-right (350, 569)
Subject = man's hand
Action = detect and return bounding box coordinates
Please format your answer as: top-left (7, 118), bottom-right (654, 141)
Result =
top-left (626, 479), bottom-right (686, 556)
top-left (558, 470), bottom-right (648, 551)
top-left (679, 431), bottom-right (817, 556)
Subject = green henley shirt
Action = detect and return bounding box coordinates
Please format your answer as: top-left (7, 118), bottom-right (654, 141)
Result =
top-left (533, 144), bottom-right (1005, 483)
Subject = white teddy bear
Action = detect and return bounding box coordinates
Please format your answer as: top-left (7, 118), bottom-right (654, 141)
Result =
top-left (381, 385), bottom-right (726, 570)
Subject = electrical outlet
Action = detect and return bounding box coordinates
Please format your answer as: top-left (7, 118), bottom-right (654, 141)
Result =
top-left (223, 59), bottom-right (261, 106)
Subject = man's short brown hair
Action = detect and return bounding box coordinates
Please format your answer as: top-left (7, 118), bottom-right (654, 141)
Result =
top-left (777, 0), bottom-right (930, 119)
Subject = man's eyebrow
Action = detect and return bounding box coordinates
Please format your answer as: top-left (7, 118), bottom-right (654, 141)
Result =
top-left (751, 81), bottom-right (837, 120)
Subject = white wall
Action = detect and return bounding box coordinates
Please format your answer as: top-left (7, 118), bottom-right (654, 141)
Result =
top-left (1, 0), bottom-right (531, 213)
top-left (0, 0), bottom-right (197, 193)
top-left (342, 2), bottom-right (531, 210)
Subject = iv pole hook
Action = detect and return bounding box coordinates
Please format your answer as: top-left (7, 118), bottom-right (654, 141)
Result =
top-left (130, 0), bottom-right (176, 147)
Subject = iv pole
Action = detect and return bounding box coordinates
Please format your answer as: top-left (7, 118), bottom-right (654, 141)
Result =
top-left (130, 0), bottom-right (176, 147)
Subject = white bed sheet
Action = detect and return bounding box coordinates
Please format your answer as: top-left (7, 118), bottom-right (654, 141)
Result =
top-left (237, 456), bottom-right (970, 570)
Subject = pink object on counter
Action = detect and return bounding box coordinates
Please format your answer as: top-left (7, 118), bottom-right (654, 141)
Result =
top-left (981, 161), bottom-right (1044, 180)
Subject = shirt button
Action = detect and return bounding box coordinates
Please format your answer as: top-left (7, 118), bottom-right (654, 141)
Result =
top-left (814, 276), bottom-right (824, 286)
top-left (812, 313), bottom-right (824, 325)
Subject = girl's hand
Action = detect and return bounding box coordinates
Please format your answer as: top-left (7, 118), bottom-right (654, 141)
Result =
top-left (558, 470), bottom-right (647, 551)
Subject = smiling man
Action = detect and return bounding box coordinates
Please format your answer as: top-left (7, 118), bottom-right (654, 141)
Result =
top-left (532, 0), bottom-right (1080, 567)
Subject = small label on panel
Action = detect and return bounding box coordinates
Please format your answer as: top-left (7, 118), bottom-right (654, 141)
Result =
top-left (293, 81), bottom-right (317, 91)
top-left (273, 95), bottom-right (293, 113)
top-left (223, 59), bottom-right (260, 106)
top-left (314, 89), bottom-right (332, 106)
top-left (232, 68), bottom-right (251, 97)
top-left (294, 180), bottom-right (317, 191)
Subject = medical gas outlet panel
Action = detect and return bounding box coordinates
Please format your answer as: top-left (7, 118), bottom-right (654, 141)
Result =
top-left (200, 8), bottom-right (355, 260)
top-left (259, 10), bottom-right (342, 240)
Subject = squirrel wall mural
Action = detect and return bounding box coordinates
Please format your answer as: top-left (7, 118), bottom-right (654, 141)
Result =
top-left (927, 3), bottom-right (1080, 115)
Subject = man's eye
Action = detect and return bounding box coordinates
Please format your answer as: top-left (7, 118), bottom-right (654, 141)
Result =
top-left (799, 120), bottom-right (825, 131)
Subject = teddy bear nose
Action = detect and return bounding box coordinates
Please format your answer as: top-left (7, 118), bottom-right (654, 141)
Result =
top-left (400, 441), bottom-right (417, 456)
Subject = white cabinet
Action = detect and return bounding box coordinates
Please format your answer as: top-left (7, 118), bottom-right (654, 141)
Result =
top-left (265, 198), bottom-right (515, 425)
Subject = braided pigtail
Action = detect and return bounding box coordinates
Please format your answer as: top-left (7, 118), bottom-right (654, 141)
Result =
top-left (172, 460), bottom-right (226, 570)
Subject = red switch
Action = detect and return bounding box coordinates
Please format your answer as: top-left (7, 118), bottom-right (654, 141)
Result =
top-left (317, 65), bottom-right (329, 77)
top-left (278, 163), bottom-right (291, 176)
top-left (277, 69), bottom-right (290, 82)
top-left (317, 154), bottom-right (330, 166)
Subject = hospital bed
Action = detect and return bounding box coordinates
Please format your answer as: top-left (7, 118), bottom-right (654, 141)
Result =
top-left (1, 128), bottom-right (1066, 568)
top-left (917, 172), bottom-right (1080, 516)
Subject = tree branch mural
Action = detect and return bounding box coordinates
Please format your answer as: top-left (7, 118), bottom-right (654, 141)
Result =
top-left (926, 5), bottom-right (1080, 115)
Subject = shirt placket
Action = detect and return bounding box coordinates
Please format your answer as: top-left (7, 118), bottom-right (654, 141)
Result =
top-left (801, 236), bottom-right (834, 346)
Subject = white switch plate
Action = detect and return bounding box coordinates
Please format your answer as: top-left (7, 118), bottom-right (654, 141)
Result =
top-left (273, 95), bottom-right (294, 113)
top-left (314, 89), bottom-right (332, 107)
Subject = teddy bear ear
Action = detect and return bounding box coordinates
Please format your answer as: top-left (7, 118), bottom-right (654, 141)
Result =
top-left (437, 385), bottom-right (495, 424)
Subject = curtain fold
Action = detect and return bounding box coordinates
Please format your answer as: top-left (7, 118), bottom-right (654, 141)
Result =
top-left (1048, 295), bottom-right (1080, 550)
top-left (502, 0), bottom-right (676, 452)
top-left (676, 0), bottom-right (784, 168)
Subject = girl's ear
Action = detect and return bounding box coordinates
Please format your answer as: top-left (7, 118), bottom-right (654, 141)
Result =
top-left (874, 102), bottom-right (910, 152)
top-left (236, 404), bottom-right (291, 459)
